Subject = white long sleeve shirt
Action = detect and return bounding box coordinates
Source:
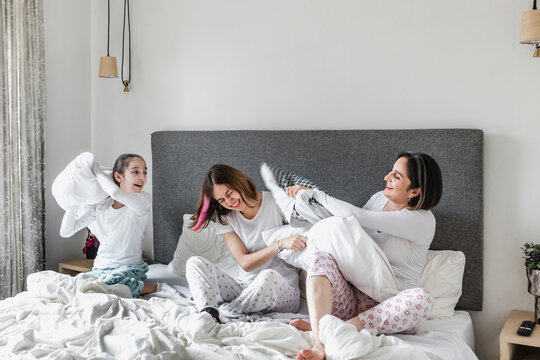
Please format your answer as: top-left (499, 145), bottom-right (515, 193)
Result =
top-left (60, 166), bottom-right (151, 268)
top-left (312, 189), bottom-right (435, 289)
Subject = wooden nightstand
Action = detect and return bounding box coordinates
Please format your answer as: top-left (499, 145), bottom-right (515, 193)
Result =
top-left (58, 258), bottom-right (152, 276)
top-left (58, 258), bottom-right (94, 276)
top-left (500, 310), bottom-right (540, 360)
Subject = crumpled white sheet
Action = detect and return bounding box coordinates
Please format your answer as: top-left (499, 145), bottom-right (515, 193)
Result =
top-left (320, 315), bottom-right (430, 360)
top-left (0, 271), bottom-right (429, 359)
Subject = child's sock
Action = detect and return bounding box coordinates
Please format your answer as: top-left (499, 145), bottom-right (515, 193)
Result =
top-left (157, 282), bottom-right (180, 296)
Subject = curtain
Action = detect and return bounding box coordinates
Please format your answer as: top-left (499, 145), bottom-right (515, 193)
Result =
top-left (0, 0), bottom-right (46, 299)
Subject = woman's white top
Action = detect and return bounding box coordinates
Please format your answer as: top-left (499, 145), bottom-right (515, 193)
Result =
top-left (313, 189), bottom-right (435, 290)
top-left (362, 191), bottom-right (435, 289)
top-left (59, 167), bottom-right (151, 269)
top-left (215, 191), bottom-right (299, 288)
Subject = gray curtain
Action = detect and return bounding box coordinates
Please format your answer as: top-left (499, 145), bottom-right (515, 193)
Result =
top-left (0, 0), bottom-right (46, 299)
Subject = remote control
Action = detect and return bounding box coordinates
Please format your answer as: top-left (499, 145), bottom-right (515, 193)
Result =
top-left (517, 320), bottom-right (536, 336)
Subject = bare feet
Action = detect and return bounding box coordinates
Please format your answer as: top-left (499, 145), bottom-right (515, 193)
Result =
top-left (140, 283), bottom-right (158, 295)
top-left (297, 342), bottom-right (325, 360)
top-left (290, 319), bottom-right (312, 331)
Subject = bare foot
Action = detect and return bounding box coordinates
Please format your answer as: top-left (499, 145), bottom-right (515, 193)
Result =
top-left (290, 319), bottom-right (312, 331)
top-left (140, 283), bottom-right (158, 295)
top-left (297, 342), bottom-right (325, 360)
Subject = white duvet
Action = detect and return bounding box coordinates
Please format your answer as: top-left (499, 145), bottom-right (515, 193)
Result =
top-left (263, 216), bottom-right (400, 302)
top-left (0, 271), bottom-right (430, 360)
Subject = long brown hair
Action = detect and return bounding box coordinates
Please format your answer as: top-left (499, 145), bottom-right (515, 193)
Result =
top-left (190, 164), bottom-right (258, 230)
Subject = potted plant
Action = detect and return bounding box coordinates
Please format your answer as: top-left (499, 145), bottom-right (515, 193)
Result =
top-left (522, 242), bottom-right (540, 323)
top-left (82, 228), bottom-right (100, 259)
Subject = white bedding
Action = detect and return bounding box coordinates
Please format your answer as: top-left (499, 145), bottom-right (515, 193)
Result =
top-left (0, 266), bottom-right (477, 360)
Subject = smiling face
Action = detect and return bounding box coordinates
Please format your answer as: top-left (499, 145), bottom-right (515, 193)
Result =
top-left (212, 183), bottom-right (248, 212)
top-left (114, 157), bottom-right (147, 193)
top-left (383, 156), bottom-right (420, 209)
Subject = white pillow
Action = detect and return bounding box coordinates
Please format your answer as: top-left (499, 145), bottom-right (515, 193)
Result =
top-left (262, 217), bottom-right (400, 303)
top-left (420, 250), bottom-right (465, 320)
top-left (52, 152), bottom-right (110, 210)
top-left (263, 223), bottom-right (465, 318)
top-left (168, 214), bottom-right (238, 277)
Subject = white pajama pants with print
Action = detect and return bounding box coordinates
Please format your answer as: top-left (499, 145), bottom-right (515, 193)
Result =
top-left (185, 256), bottom-right (300, 314)
top-left (308, 250), bottom-right (433, 335)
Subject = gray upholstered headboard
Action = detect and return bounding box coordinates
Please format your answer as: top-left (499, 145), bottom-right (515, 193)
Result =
top-left (151, 129), bottom-right (483, 311)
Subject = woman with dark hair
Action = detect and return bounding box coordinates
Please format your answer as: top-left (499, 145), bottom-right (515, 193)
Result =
top-left (280, 152), bottom-right (443, 360)
top-left (186, 164), bottom-right (306, 323)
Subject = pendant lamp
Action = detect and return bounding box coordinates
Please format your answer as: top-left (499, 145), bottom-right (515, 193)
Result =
top-left (99, 0), bottom-right (118, 77)
top-left (520, 0), bottom-right (540, 57)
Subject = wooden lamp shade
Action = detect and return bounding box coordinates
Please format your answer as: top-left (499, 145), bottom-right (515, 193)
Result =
top-left (98, 56), bottom-right (118, 78)
top-left (521, 10), bottom-right (540, 44)
top-left (521, 2), bottom-right (540, 56)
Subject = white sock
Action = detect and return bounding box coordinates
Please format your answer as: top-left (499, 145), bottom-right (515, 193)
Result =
top-left (157, 282), bottom-right (180, 295)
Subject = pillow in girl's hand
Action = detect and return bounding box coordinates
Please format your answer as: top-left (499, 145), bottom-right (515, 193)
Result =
top-left (261, 225), bottom-right (309, 268)
top-left (168, 214), bottom-right (238, 277)
top-left (263, 217), bottom-right (400, 303)
top-left (420, 250), bottom-right (465, 319)
top-left (52, 152), bottom-right (110, 209)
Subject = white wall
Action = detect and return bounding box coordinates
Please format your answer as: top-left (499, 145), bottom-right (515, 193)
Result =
top-left (44, 0), bottom-right (91, 272)
top-left (44, 1), bottom-right (540, 359)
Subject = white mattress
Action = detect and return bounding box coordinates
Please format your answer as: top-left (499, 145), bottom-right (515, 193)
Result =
top-left (395, 311), bottom-right (476, 360)
top-left (147, 264), bottom-right (477, 360)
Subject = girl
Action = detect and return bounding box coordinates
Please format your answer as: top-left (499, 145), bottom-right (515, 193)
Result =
top-left (273, 153), bottom-right (443, 360)
top-left (186, 164), bottom-right (305, 323)
top-left (60, 153), bottom-right (162, 297)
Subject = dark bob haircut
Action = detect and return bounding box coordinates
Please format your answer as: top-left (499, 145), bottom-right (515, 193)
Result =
top-left (397, 152), bottom-right (443, 210)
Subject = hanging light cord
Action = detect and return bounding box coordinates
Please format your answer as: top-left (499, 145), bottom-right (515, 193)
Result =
top-left (533, 0), bottom-right (540, 52)
top-left (106, 0), bottom-right (111, 56)
top-left (121, 0), bottom-right (131, 91)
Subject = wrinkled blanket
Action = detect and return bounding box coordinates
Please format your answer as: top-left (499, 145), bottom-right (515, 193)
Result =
top-left (0, 271), bottom-right (430, 359)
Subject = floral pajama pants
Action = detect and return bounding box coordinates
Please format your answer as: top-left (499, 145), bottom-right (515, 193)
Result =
top-left (185, 256), bottom-right (300, 314)
top-left (308, 251), bottom-right (433, 335)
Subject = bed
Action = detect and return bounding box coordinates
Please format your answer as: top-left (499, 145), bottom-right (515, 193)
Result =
top-left (0, 129), bottom-right (483, 359)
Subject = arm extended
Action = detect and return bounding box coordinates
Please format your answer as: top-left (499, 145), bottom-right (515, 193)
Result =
top-left (223, 232), bottom-right (306, 272)
top-left (60, 204), bottom-right (96, 238)
top-left (309, 189), bottom-right (434, 245)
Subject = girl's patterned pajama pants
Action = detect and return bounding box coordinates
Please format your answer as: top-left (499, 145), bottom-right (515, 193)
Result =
top-left (308, 251), bottom-right (433, 335)
top-left (186, 255), bottom-right (300, 314)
